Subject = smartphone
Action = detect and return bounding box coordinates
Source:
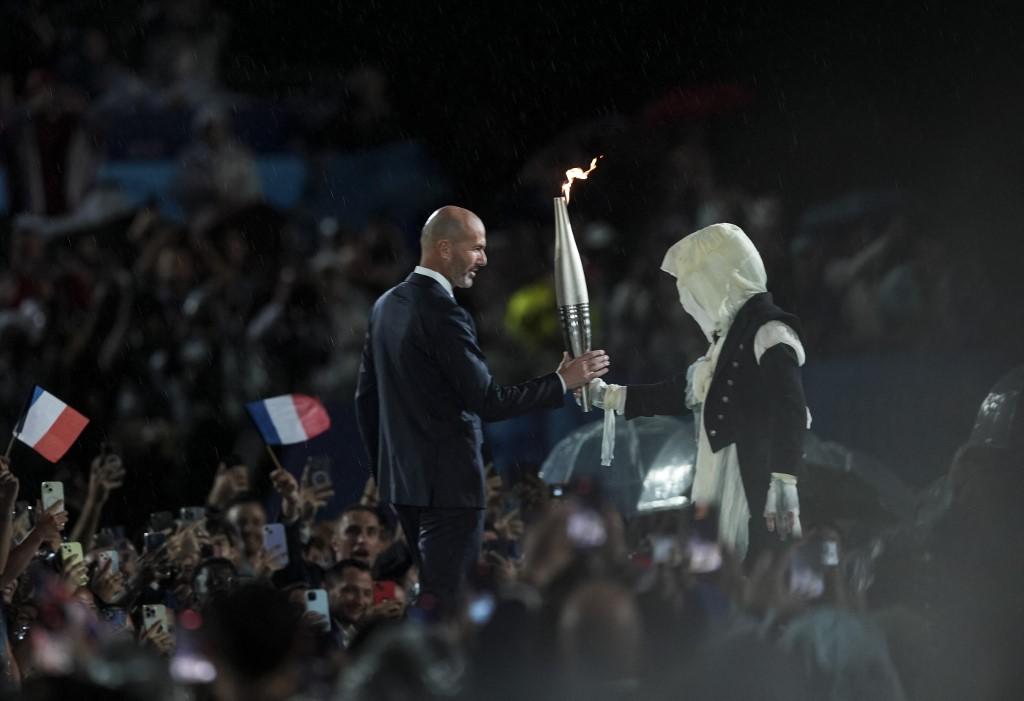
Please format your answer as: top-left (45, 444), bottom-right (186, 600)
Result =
top-left (149, 511), bottom-right (175, 532)
top-left (100, 606), bottom-right (128, 628)
top-left (650, 535), bottom-right (677, 564)
top-left (142, 604), bottom-right (171, 632)
top-left (98, 549), bottom-right (120, 573)
top-left (306, 456), bottom-right (332, 488)
top-left (262, 524), bottom-right (289, 570)
top-left (143, 531), bottom-right (167, 552)
top-left (60, 542), bottom-right (87, 585)
top-left (304, 589), bottom-right (330, 630)
top-left (373, 580), bottom-right (396, 605)
top-left (179, 506), bottom-right (206, 523)
top-left (60, 541), bottom-right (84, 564)
top-left (467, 592), bottom-right (496, 626)
top-left (788, 541), bottom-right (826, 599)
top-left (822, 538), bottom-right (840, 567)
top-left (41, 482), bottom-right (64, 512)
top-left (566, 507), bottom-right (607, 548)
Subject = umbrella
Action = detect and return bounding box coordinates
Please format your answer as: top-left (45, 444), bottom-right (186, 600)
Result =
top-left (541, 415), bottom-right (916, 526)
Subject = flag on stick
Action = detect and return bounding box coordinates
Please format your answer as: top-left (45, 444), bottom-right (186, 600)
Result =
top-left (245, 394), bottom-right (330, 445)
top-left (13, 386), bottom-right (90, 462)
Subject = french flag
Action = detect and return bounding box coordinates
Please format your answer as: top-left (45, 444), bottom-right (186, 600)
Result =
top-left (245, 394), bottom-right (331, 445)
top-left (14, 387), bottom-right (90, 462)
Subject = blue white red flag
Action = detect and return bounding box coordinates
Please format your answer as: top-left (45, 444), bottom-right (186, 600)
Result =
top-left (14, 386), bottom-right (90, 462)
top-left (245, 394), bottom-right (331, 445)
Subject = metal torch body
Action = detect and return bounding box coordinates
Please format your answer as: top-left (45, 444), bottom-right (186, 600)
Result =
top-left (553, 197), bottom-right (593, 411)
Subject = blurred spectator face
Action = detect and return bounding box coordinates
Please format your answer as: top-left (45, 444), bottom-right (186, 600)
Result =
top-left (328, 567), bottom-right (373, 624)
top-left (334, 510), bottom-right (382, 566)
top-left (227, 502), bottom-right (267, 559)
top-left (210, 531), bottom-right (241, 567)
top-left (2, 579), bottom-right (18, 605)
top-left (304, 533), bottom-right (334, 570)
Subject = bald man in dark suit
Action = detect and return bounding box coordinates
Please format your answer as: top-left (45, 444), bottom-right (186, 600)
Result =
top-left (356, 206), bottom-right (609, 616)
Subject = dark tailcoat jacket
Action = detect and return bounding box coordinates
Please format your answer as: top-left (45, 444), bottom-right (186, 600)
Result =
top-left (624, 292), bottom-right (807, 502)
top-left (355, 272), bottom-right (565, 509)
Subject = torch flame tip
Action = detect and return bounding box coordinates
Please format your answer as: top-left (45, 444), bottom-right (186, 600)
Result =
top-left (561, 155), bottom-right (603, 204)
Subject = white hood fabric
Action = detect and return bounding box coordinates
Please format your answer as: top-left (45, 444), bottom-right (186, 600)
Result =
top-left (660, 223), bottom-right (768, 342)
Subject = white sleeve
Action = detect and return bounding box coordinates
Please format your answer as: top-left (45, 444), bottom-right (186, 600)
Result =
top-left (753, 321), bottom-right (806, 367)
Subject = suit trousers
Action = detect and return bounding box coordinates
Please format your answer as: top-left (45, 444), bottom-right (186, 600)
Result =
top-left (392, 504), bottom-right (485, 618)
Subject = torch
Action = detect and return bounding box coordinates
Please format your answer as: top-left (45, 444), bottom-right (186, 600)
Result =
top-left (554, 157), bottom-right (600, 411)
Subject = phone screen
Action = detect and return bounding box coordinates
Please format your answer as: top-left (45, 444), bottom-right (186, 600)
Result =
top-left (306, 456), bottom-right (332, 487)
top-left (788, 543), bottom-right (825, 599)
top-left (373, 580), bottom-right (396, 605)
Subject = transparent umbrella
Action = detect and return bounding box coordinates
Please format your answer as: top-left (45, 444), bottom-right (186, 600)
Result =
top-left (540, 413), bottom-right (916, 526)
top-left (540, 415), bottom-right (697, 517)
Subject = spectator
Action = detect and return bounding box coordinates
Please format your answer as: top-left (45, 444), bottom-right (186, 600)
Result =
top-left (324, 558), bottom-right (374, 648)
top-left (332, 505), bottom-right (383, 569)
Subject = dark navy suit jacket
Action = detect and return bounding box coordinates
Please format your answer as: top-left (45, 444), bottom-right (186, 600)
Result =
top-left (355, 272), bottom-right (565, 509)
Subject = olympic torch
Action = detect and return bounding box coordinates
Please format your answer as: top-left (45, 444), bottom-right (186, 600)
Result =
top-left (554, 157), bottom-right (600, 412)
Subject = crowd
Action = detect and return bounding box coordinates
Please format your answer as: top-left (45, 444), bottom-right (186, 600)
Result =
top-left (0, 423), bottom-right (1017, 700)
top-left (0, 1), bottom-right (1020, 699)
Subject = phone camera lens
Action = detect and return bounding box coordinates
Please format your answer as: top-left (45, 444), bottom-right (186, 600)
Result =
top-left (307, 591), bottom-right (316, 600)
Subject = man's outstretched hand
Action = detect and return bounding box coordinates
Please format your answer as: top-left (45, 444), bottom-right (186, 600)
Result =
top-left (557, 350), bottom-right (611, 390)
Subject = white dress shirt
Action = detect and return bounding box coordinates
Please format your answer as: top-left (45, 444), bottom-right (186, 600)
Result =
top-left (413, 265), bottom-right (454, 298)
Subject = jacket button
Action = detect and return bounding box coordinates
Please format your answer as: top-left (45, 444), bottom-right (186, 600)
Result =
top-left (717, 414), bottom-right (724, 420)
top-left (727, 379), bottom-right (734, 386)
top-left (732, 361), bottom-right (739, 368)
top-left (739, 343), bottom-right (744, 350)
top-left (709, 429), bottom-right (717, 437)
top-left (722, 396), bottom-right (729, 403)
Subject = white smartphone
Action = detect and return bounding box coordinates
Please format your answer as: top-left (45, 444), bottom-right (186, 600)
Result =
top-left (142, 603), bottom-right (171, 632)
top-left (41, 481), bottom-right (64, 512)
top-left (303, 589), bottom-right (330, 630)
top-left (262, 523), bottom-right (289, 570)
top-left (98, 549), bottom-right (120, 573)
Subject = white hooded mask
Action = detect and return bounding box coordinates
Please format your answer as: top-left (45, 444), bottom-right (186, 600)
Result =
top-left (660, 223), bottom-right (768, 342)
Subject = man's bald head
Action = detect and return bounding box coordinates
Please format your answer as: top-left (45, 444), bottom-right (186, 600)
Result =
top-left (420, 206), bottom-right (483, 247)
top-left (419, 206), bottom-right (488, 289)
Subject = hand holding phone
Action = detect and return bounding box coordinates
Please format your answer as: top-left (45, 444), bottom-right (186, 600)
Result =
top-left (303, 589), bottom-right (331, 631)
top-left (60, 541), bottom-right (88, 586)
top-left (262, 524), bottom-right (289, 571)
top-left (373, 580), bottom-right (396, 605)
top-left (98, 549), bottom-right (120, 573)
top-left (142, 604), bottom-right (172, 632)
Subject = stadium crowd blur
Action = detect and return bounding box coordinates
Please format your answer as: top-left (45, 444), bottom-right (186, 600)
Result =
top-left (0, 1), bottom-right (1021, 700)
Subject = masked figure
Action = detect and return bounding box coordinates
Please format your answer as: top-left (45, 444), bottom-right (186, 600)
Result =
top-left (596, 223), bottom-right (809, 558)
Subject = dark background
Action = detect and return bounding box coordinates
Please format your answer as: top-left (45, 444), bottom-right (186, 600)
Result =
top-left (2, 1), bottom-right (1023, 527)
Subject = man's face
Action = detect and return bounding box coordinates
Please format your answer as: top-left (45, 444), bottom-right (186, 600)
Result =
top-left (328, 567), bottom-right (373, 624)
top-left (334, 511), bottom-right (382, 566)
top-left (447, 222), bottom-right (487, 288)
top-left (226, 502), bottom-right (266, 558)
top-left (210, 533), bottom-right (240, 567)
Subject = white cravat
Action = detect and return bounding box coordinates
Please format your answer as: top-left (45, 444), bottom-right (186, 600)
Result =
top-left (413, 265), bottom-right (454, 299)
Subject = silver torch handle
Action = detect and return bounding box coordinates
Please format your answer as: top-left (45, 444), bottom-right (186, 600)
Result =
top-left (559, 303), bottom-right (592, 411)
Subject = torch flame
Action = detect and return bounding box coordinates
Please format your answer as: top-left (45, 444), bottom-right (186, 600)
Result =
top-left (561, 156), bottom-right (602, 203)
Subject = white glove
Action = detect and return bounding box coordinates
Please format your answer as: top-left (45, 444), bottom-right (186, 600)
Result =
top-left (764, 472), bottom-right (802, 539)
top-left (588, 378), bottom-right (626, 413)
